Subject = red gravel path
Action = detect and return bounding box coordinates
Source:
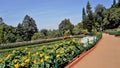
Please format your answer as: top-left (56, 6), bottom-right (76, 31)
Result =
top-left (67, 33), bottom-right (120, 68)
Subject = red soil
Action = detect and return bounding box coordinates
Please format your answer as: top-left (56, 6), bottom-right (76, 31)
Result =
top-left (66, 33), bottom-right (120, 68)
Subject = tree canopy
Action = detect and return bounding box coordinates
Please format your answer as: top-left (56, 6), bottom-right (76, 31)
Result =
top-left (59, 19), bottom-right (74, 36)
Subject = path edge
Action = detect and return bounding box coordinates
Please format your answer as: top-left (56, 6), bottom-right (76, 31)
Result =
top-left (65, 35), bottom-right (103, 68)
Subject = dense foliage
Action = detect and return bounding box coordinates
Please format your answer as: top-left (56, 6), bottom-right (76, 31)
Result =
top-left (0, 15), bottom-right (38, 44)
top-left (59, 19), bottom-right (74, 36)
top-left (105, 28), bottom-right (120, 36)
top-left (0, 33), bottom-right (102, 68)
top-left (82, 0), bottom-right (120, 32)
top-left (21, 15), bottom-right (38, 41)
top-left (0, 38), bottom-right (85, 68)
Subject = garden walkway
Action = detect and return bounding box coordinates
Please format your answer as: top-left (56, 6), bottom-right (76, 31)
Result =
top-left (66, 33), bottom-right (120, 68)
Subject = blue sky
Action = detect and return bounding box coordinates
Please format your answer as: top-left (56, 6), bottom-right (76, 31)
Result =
top-left (0, 0), bottom-right (113, 30)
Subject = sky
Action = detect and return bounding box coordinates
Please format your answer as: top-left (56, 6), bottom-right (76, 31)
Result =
top-left (0, 0), bottom-right (113, 30)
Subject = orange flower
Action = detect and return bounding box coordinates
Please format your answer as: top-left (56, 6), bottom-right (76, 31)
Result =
top-left (6, 54), bottom-right (10, 60)
top-left (67, 41), bottom-right (70, 45)
top-left (45, 56), bottom-right (49, 61)
top-left (56, 54), bottom-right (60, 58)
top-left (28, 52), bottom-right (31, 55)
top-left (12, 50), bottom-right (16, 53)
top-left (14, 59), bottom-right (18, 63)
top-left (21, 62), bottom-right (25, 67)
top-left (36, 52), bottom-right (39, 55)
top-left (40, 53), bottom-right (44, 57)
top-left (0, 59), bottom-right (2, 63)
top-left (25, 48), bottom-right (28, 50)
top-left (14, 64), bottom-right (19, 68)
top-left (25, 59), bottom-right (30, 63)
top-left (33, 60), bottom-right (37, 64)
top-left (40, 59), bottom-right (44, 63)
top-left (22, 56), bottom-right (27, 61)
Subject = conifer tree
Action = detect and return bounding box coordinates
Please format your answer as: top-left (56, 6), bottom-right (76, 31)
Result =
top-left (86, 1), bottom-right (93, 32)
top-left (82, 8), bottom-right (87, 29)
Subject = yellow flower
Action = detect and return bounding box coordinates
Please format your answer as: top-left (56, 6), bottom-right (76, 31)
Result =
top-left (60, 50), bottom-right (64, 54)
top-left (25, 59), bottom-right (30, 63)
top-left (59, 48), bottom-right (64, 54)
top-left (41, 46), bottom-right (45, 49)
top-left (12, 50), bottom-right (16, 53)
top-left (72, 38), bottom-right (76, 42)
top-left (6, 54), bottom-right (10, 60)
top-left (21, 62), bottom-right (25, 67)
top-left (25, 48), bottom-right (28, 50)
top-left (14, 59), bottom-right (18, 63)
top-left (45, 56), bottom-right (49, 61)
top-left (36, 52), bottom-right (39, 55)
top-left (56, 54), bottom-right (60, 58)
top-left (33, 60), bottom-right (37, 64)
top-left (40, 53), bottom-right (44, 57)
top-left (28, 52), bottom-right (31, 55)
top-left (40, 59), bottom-right (44, 63)
top-left (14, 64), bottom-right (19, 68)
top-left (51, 50), bottom-right (54, 53)
top-left (0, 59), bottom-right (2, 63)
top-left (33, 54), bottom-right (36, 56)
top-left (67, 41), bottom-right (70, 45)
top-left (70, 46), bottom-right (75, 48)
top-left (55, 44), bottom-right (59, 47)
top-left (22, 56), bottom-right (27, 61)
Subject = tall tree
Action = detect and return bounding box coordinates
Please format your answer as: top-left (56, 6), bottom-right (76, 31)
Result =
top-left (0, 24), bottom-right (4, 43)
top-left (86, 1), bottom-right (93, 32)
top-left (22, 15), bottom-right (38, 41)
top-left (16, 23), bottom-right (24, 42)
top-left (113, 0), bottom-right (116, 5)
top-left (82, 8), bottom-right (87, 29)
top-left (0, 17), bottom-right (4, 24)
top-left (107, 8), bottom-right (120, 28)
top-left (111, 0), bottom-right (117, 7)
top-left (118, 0), bottom-right (120, 6)
top-left (119, 0), bottom-right (120, 4)
top-left (95, 4), bottom-right (106, 31)
top-left (40, 29), bottom-right (48, 36)
top-left (86, 1), bottom-right (93, 19)
top-left (59, 19), bottom-right (74, 36)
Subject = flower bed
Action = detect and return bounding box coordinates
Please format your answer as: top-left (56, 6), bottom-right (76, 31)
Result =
top-left (81, 36), bottom-right (97, 47)
top-left (0, 38), bottom-right (85, 68)
top-left (0, 33), bottom-right (102, 68)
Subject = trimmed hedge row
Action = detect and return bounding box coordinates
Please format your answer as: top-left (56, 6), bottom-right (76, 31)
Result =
top-left (0, 35), bottom-right (85, 49)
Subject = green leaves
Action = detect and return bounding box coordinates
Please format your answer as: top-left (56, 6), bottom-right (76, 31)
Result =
top-left (22, 15), bottom-right (38, 41)
top-left (59, 19), bottom-right (74, 36)
top-left (0, 38), bottom-right (86, 68)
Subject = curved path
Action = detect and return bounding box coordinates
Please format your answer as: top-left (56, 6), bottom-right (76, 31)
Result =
top-left (67, 33), bottom-right (120, 68)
